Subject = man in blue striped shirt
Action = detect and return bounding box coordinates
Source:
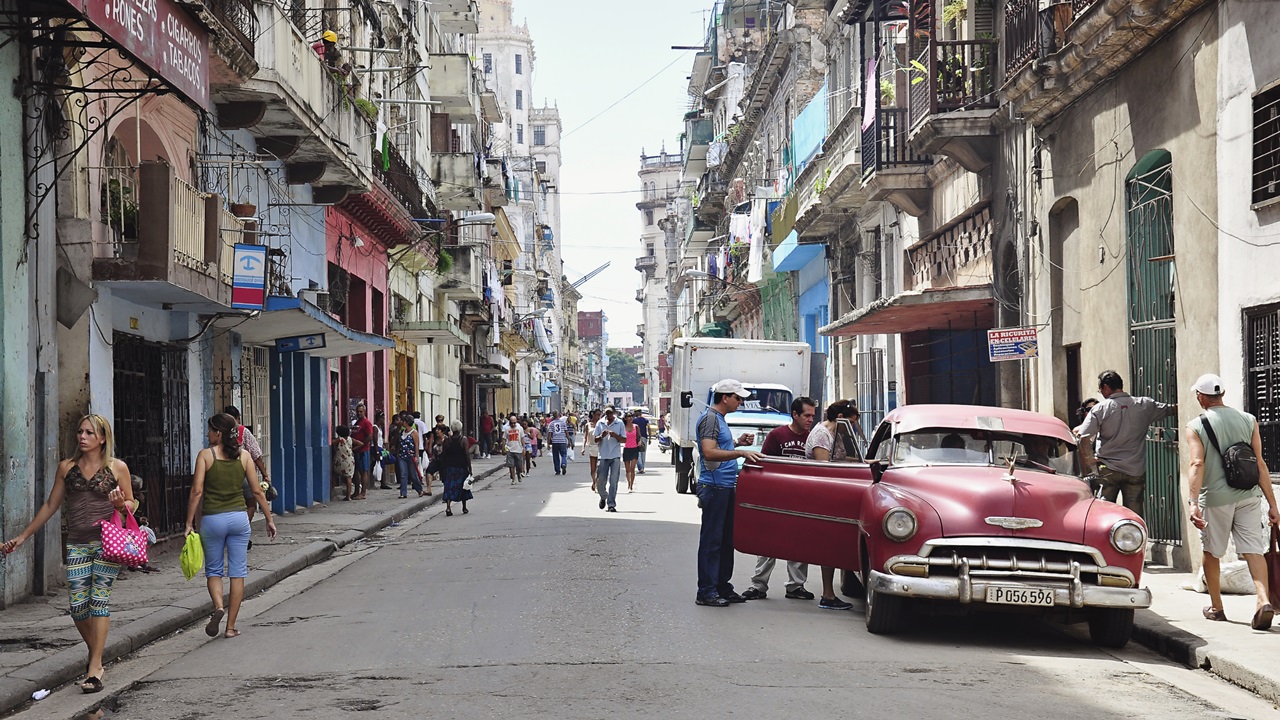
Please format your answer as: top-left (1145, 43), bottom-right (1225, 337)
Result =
top-left (548, 411), bottom-right (570, 475)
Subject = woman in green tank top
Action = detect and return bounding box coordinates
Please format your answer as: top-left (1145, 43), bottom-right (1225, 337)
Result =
top-left (185, 413), bottom-right (277, 639)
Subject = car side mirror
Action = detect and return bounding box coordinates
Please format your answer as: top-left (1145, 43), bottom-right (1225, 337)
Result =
top-left (870, 460), bottom-right (888, 483)
top-left (680, 391), bottom-right (693, 409)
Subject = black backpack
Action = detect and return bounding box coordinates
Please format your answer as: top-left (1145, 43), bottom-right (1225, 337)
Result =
top-left (1199, 415), bottom-right (1260, 491)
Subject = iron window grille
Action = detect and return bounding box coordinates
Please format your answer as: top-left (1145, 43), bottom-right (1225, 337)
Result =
top-left (1254, 83), bottom-right (1280, 205)
top-left (1246, 304), bottom-right (1280, 477)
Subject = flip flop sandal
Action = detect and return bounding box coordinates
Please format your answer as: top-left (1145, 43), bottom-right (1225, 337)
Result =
top-left (1252, 603), bottom-right (1274, 630)
top-left (224, 629), bottom-right (241, 639)
top-left (80, 675), bottom-right (103, 694)
top-left (206, 608), bottom-right (225, 637)
top-left (1203, 606), bottom-right (1227, 621)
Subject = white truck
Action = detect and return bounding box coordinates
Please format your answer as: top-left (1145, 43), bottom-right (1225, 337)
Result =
top-left (668, 338), bottom-right (813, 494)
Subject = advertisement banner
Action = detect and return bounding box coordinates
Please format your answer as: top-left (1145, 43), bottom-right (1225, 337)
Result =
top-left (78, 0), bottom-right (211, 110)
top-left (230, 244), bottom-right (268, 310)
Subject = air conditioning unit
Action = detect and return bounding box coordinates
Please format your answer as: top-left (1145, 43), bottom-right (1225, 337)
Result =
top-left (299, 289), bottom-right (330, 311)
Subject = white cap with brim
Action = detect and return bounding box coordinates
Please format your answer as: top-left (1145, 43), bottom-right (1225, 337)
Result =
top-left (712, 378), bottom-right (752, 398)
top-left (1192, 373), bottom-right (1225, 395)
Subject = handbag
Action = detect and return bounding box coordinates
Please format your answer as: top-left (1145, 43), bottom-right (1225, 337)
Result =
top-left (463, 474), bottom-right (474, 491)
top-left (96, 508), bottom-right (148, 568)
top-left (567, 446), bottom-right (575, 463)
top-left (1266, 526), bottom-right (1280, 607)
top-left (180, 531), bottom-right (205, 581)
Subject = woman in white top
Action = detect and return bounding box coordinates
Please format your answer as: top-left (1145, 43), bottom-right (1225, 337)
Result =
top-left (582, 409), bottom-right (602, 492)
top-left (802, 399), bottom-right (862, 611)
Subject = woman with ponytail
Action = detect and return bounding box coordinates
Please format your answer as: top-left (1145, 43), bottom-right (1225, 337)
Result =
top-left (185, 413), bottom-right (277, 639)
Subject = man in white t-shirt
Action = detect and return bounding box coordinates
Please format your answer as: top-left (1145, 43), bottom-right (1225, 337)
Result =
top-left (503, 415), bottom-right (527, 484)
top-left (413, 411), bottom-right (431, 462)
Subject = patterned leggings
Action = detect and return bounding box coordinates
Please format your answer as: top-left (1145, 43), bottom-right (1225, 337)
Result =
top-left (66, 543), bottom-right (121, 622)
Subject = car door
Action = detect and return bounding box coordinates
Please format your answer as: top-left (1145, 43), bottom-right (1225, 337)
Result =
top-left (734, 456), bottom-right (872, 570)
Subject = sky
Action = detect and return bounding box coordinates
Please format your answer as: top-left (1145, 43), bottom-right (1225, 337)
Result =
top-left (515, 0), bottom-right (710, 348)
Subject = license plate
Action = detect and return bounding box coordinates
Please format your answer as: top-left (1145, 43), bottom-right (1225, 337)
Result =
top-left (987, 585), bottom-right (1055, 606)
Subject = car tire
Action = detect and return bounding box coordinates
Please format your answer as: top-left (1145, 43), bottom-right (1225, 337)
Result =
top-left (1087, 607), bottom-right (1133, 648)
top-left (864, 587), bottom-right (905, 635)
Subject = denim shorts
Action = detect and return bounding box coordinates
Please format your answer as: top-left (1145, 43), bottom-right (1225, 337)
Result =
top-left (354, 449), bottom-right (371, 473)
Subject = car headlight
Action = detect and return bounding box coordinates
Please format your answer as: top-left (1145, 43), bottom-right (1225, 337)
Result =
top-left (882, 507), bottom-right (918, 542)
top-left (1110, 519), bottom-right (1146, 555)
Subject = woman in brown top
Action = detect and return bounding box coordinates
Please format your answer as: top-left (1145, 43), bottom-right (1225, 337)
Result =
top-left (0, 414), bottom-right (136, 694)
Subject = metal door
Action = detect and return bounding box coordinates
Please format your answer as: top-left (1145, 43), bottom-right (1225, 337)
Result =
top-left (1125, 151), bottom-right (1180, 544)
top-left (112, 334), bottom-right (192, 536)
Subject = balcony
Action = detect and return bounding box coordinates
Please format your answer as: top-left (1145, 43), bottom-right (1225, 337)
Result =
top-left (436, 0), bottom-right (478, 32)
top-left (908, 39), bottom-right (999, 172)
top-left (861, 108), bottom-right (931, 216)
top-left (695, 173), bottom-right (728, 222)
top-left (388, 319), bottom-right (469, 346)
top-left (373, 142), bottom-right (430, 219)
top-left (91, 161), bottom-right (249, 311)
top-left (1003, 0), bottom-right (1212, 126)
top-left (636, 323), bottom-right (646, 338)
top-left (439, 245), bottom-right (484, 302)
top-left (212, 1), bottom-right (372, 197)
top-left (683, 116), bottom-right (715, 177)
top-left (186, 0), bottom-right (257, 82)
top-left (635, 288), bottom-right (645, 303)
top-left (483, 157), bottom-right (509, 207)
top-left (431, 153), bottom-right (483, 211)
top-left (635, 255), bottom-right (658, 276)
top-left (428, 54), bottom-right (482, 125)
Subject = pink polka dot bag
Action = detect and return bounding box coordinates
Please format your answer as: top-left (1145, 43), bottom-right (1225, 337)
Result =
top-left (96, 508), bottom-right (149, 568)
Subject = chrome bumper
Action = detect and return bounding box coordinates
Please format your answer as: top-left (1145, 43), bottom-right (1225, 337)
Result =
top-left (867, 569), bottom-right (1152, 610)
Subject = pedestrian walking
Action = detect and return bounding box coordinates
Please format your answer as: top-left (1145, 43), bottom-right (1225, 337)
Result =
top-left (332, 426), bottom-right (355, 500)
top-left (504, 415), bottom-right (527, 484)
top-left (412, 411), bottom-right (430, 466)
top-left (479, 412), bottom-right (495, 459)
top-left (742, 396), bottom-right (817, 602)
top-left (548, 410), bottom-right (570, 475)
top-left (372, 411), bottom-right (389, 489)
top-left (185, 413), bottom-right (277, 640)
top-left (583, 409), bottom-right (601, 491)
top-left (801, 399), bottom-right (859, 610)
top-left (1, 414), bottom-right (137, 694)
top-left (1077, 370), bottom-right (1177, 518)
top-left (350, 403), bottom-right (375, 499)
top-left (622, 412), bottom-right (641, 492)
top-left (694, 380), bottom-right (761, 607)
top-left (222, 406), bottom-right (273, 522)
top-left (633, 411), bottom-right (650, 474)
top-left (429, 420), bottom-right (474, 516)
top-left (1185, 374), bottom-right (1280, 628)
top-left (395, 413), bottom-right (426, 498)
top-left (594, 407), bottom-right (625, 512)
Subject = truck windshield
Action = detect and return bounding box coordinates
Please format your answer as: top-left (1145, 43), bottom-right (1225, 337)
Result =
top-left (739, 388), bottom-right (792, 413)
top-left (892, 430), bottom-right (1078, 476)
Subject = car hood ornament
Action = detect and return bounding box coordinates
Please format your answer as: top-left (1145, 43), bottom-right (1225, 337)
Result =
top-left (985, 516), bottom-right (1045, 530)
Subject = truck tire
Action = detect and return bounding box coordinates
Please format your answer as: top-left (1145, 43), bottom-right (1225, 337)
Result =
top-left (675, 448), bottom-right (693, 494)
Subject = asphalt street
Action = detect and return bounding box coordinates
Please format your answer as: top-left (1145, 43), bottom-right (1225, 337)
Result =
top-left (21, 456), bottom-right (1280, 719)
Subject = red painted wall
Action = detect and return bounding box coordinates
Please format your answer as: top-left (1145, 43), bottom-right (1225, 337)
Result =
top-left (326, 207), bottom-right (391, 424)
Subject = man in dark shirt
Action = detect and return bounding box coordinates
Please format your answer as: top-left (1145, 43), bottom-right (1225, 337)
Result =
top-left (743, 397), bottom-right (818, 601)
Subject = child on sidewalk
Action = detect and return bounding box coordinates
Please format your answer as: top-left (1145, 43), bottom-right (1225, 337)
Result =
top-left (333, 425), bottom-right (355, 500)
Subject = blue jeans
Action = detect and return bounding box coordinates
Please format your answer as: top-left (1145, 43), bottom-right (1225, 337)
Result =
top-left (637, 445), bottom-right (647, 472)
top-left (200, 511), bottom-right (251, 578)
top-left (551, 442), bottom-right (568, 473)
top-left (397, 456), bottom-right (423, 497)
top-left (596, 457), bottom-right (621, 509)
top-left (696, 484), bottom-right (736, 599)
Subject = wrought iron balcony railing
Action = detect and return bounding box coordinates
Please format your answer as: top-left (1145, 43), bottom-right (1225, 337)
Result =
top-left (861, 108), bottom-right (929, 181)
top-left (909, 39), bottom-right (999, 130)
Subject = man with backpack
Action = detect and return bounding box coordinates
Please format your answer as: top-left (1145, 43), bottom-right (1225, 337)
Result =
top-left (1186, 373), bottom-right (1280, 629)
top-left (1077, 370), bottom-right (1176, 518)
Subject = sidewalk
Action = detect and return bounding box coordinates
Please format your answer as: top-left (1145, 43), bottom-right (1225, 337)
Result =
top-left (1133, 564), bottom-right (1280, 704)
top-left (0, 456), bottom-right (510, 715)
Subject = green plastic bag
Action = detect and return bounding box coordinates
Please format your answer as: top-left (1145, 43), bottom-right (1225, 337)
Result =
top-left (180, 532), bottom-right (204, 581)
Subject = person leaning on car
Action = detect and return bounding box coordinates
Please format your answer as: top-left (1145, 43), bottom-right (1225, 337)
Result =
top-left (1077, 370), bottom-right (1176, 518)
top-left (694, 379), bottom-right (762, 608)
top-left (742, 396), bottom-right (818, 602)
top-left (1184, 373), bottom-right (1280, 629)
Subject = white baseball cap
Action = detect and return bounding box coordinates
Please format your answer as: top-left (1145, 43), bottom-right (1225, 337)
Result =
top-left (712, 378), bottom-right (752, 398)
top-left (1191, 373), bottom-right (1225, 396)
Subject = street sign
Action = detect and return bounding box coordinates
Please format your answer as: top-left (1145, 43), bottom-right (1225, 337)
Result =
top-left (276, 334), bottom-right (327, 353)
top-left (74, 0), bottom-right (211, 110)
top-left (987, 327), bottom-right (1039, 362)
top-left (230, 244), bottom-right (268, 310)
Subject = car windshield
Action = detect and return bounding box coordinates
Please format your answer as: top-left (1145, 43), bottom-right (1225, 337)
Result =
top-left (892, 429), bottom-right (1078, 476)
top-left (739, 389), bottom-right (792, 413)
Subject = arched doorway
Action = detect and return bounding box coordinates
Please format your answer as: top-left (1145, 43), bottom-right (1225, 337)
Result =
top-left (1125, 149), bottom-right (1180, 545)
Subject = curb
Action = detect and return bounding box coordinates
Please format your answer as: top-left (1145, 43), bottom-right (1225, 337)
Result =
top-left (1132, 607), bottom-right (1280, 705)
top-left (0, 464), bottom-right (505, 716)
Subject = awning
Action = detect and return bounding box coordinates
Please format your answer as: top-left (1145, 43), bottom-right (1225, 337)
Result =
top-left (460, 362), bottom-right (508, 376)
top-left (475, 377), bottom-right (511, 388)
top-left (820, 285), bottom-right (994, 337)
top-left (388, 320), bottom-right (469, 345)
top-left (218, 297), bottom-right (395, 358)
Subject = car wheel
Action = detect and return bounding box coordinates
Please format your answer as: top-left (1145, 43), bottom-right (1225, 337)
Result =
top-left (864, 587), bottom-right (905, 635)
top-left (1087, 608), bottom-right (1134, 648)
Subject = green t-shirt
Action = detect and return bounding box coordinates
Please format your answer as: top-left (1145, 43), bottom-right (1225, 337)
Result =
top-left (1189, 406), bottom-right (1262, 508)
top-left (203, 456), bottom-right (248, 514)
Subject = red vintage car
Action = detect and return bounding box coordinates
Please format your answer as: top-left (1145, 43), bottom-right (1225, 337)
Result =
top-left (734, 404), bottom-right (1152, 647)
